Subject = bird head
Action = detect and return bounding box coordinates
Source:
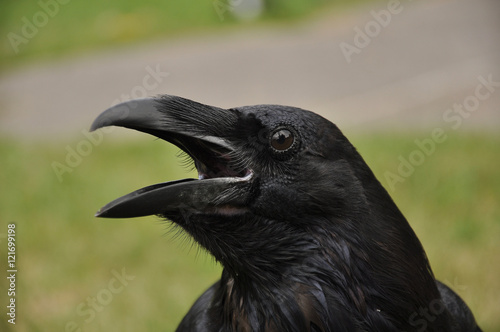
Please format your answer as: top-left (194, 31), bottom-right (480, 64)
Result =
top-left (91, 95), bottom-right (369, 219)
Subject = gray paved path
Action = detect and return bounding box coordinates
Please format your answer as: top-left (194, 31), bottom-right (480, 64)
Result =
top-left (0, 0), bottom-right (499, 140)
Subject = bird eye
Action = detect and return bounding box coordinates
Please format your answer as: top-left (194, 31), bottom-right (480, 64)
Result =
top-left (270, 128), bottom-right (294, 152)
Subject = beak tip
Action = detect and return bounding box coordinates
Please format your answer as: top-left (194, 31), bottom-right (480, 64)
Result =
top-left (90, 98), bottom-right (160, 133)
top-left (89, 122), bottom-right (100, 132)
top-left (90, 114), bottom-right (112, 132)
top-left (89, 118), bottom-right (104, 133)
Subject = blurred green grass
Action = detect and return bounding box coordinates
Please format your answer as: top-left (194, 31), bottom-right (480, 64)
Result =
top-left (1, 132), bottom-right (498, 331)
top-left (0, 0), bottom-right (377, 70)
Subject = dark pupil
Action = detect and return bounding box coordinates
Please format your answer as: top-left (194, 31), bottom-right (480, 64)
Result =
top-left (271, 129), bottom-right (294, 151)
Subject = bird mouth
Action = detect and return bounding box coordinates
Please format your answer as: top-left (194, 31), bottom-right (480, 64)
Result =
top-left (176, 136), bottom-right (251, 180)
top-left (90, 97), bottom-right (254, 219)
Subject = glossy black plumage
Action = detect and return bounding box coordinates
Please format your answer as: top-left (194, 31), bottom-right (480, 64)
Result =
top-left (91, 95), bottom-right (481, 332)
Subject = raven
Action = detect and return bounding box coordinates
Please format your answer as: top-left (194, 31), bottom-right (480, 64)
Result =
top-left (91, 95), bottom-right (481, 331)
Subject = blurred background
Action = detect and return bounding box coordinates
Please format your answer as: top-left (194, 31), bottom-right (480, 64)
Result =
top-left (1, 0), bottom-right (499, 330)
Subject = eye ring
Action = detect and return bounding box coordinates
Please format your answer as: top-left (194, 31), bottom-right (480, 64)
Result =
top-left (269, 126), bottom-right (299, 158)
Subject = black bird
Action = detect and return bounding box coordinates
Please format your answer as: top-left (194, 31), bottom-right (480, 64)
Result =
top-left (91, 95), bottom-right (481, 332)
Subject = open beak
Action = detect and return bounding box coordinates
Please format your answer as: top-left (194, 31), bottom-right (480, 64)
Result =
top-left (90, 96), bottom-right (253, 218)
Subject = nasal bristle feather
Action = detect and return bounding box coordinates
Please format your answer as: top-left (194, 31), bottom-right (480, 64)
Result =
top-left (176, 150), bottom-right (196, 173)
